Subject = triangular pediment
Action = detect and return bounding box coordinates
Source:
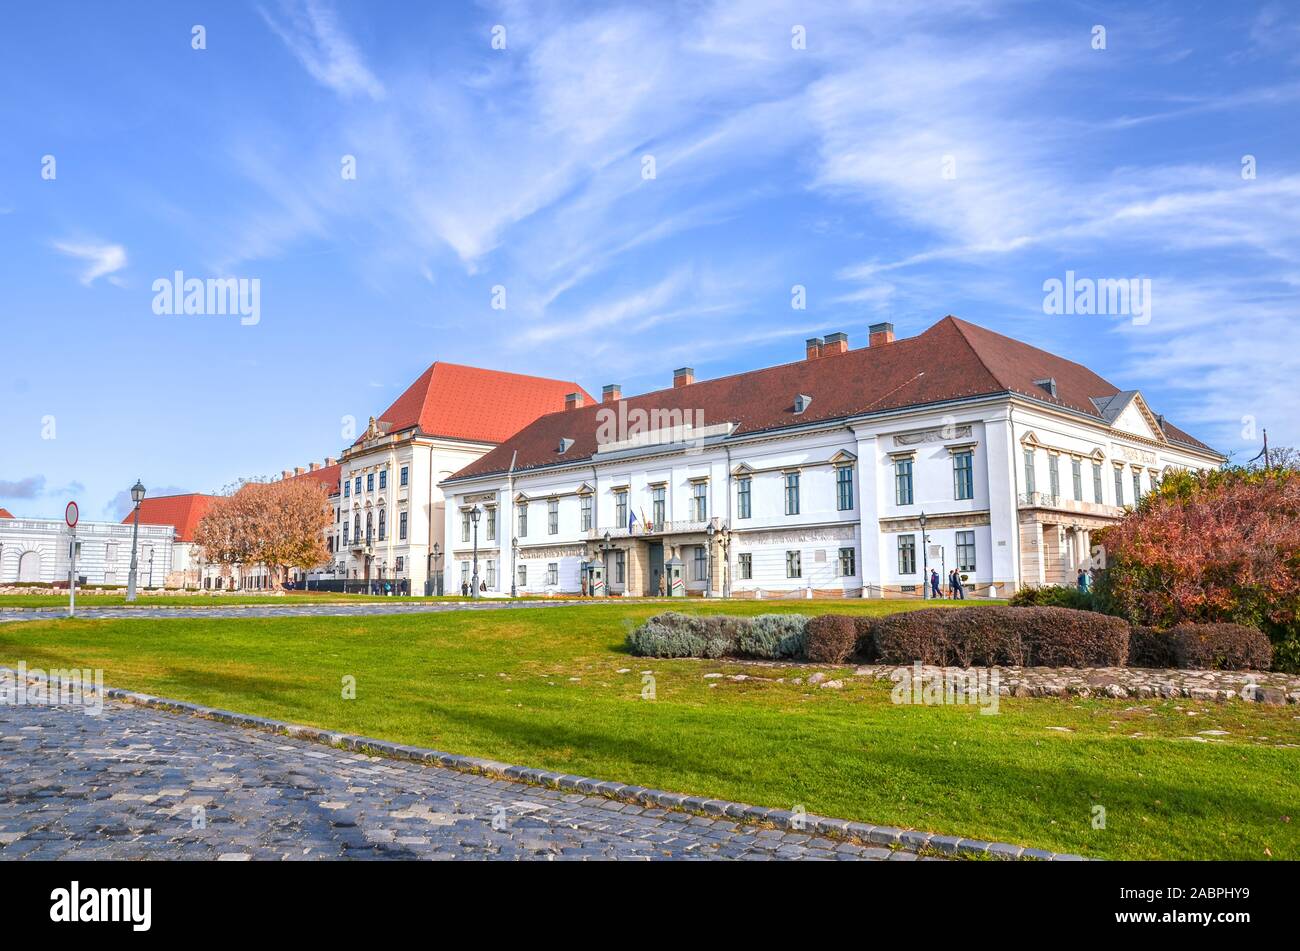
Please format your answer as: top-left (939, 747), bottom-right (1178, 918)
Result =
top-left (1097, 391), bottom-right (1166, 443)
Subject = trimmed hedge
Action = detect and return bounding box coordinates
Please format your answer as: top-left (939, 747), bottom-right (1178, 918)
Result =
top-left (873, 606), bottom-right (1129, 667)
top-left (1168, 623), bottom-right (1273, 671)
top-left (852, 616), bottom-right (880, 663)
top-left (737, 614), bottom-right (808, 660)
top-left (806, 615), bottom-right (857, 664)
top-left (1128, 625), bottom-right (1177, 668)
top-left (1009, 584), bottom-right (1095, 612)
top-left (626, 612), bottom-right (737, 658)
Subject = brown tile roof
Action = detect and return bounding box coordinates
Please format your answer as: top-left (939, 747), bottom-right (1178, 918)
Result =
top-left (128, 493), bottom-right (218, 542)
top-left (288, 463), bottom-right (341, 495)
top-left (0, 508), bottom-right (14, 519)
top-left (363, 363), bottom-right (595, 445)
top-left (447, 316), bottom-right (1219, 482)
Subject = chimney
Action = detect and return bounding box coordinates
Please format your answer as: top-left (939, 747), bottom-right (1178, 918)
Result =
top-left (823, 331), bottom-right (848, 355)
top-left (308, 462), bottom-right (319, 472)
top-left (674, 367), bottom-right (694, 387)
top-left (565, 392), bottom-right (584, 410)
top-left (281, 469), bottom-right (292, 480)
top-left (325, 457), bottom-right (336, 466)
top-left (294, 466), bottom-right (305, 476)
top-left (805, 337), bottom-right (823, 360)
top-left (602, 384), bottom-right (622, 403)
top-left (869, 322), bottom-right (896, 347)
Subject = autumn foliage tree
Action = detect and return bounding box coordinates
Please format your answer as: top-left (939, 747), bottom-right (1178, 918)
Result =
top-left (1094, 467), bottom-right (1300, 671)
top-left (194, 476), bottom-right (332, 588)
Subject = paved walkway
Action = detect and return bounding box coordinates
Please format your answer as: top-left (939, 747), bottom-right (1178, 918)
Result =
top-left (0, 699), bottom-right (913, 861)
top-left (0, 599), bottom-right (624, 623)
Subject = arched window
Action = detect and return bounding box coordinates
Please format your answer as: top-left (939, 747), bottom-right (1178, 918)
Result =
top-left (365, 511), bottom-right (372, 541)
top-left (378, 509), bottom-right (387, 541)
top-left (354, 513), bottom-right (361, 541)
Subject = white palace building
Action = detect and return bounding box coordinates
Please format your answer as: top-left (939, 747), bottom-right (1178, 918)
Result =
top-left (0, 316), bottom-right (1225, 598)
top-left (440, 317), bottom-right (1224, 599)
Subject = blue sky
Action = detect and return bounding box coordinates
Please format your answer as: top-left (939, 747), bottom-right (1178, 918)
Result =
top-left (2, 0), bottom-right (1298, 520)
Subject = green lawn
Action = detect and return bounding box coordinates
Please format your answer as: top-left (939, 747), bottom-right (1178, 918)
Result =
top-left (1, 600), bottom-right (1295, 859)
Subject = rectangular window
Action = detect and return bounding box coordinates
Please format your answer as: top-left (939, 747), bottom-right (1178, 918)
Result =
top-left (694, 545), bottom-right (707, 581)
top-left (1133, 469), bottom-right (1142, 502)
top-left (367, 473), bottom-right (374, 492)
top-left (898, 535), bottom-right (917, 574)
top-left (737, 477), bottom-right (752, 519)
top-left (460, 561), bottom-right (470, 586)
top-left (738, 553), bottom-right (752, 580)
top-left (400, 466), bottom-right (408, 487)
top-left (395, 556), bottom-right (404, 573)
top-left (691, 482), bottom-right (708, 521)
top-left (399, 511), bottom-right (408, 540)
top-left (486, 560), bottom-right (496, 587)
top-left (547, 499), bottom-right (559, 535)
top-left (784, 472), bottom-right (801, 515)
top-left (1048, 454), bottom-right (1060, 499)
top-left (894, 458), bottom-right (913, 505)
top-left (785, 550), bottom-right (802, 578)
top-left (652, 486), bottom-right (666, 526)
top-left (379, 469), bottom-right (387, 490)
top-left (614, 489), bottom-right (628, 528)
top-left (1114, 467), bottom-right (1125, 506)
top-left (344, 481), bottom-right (350, 498)
top-left (1072, 458), bottom-right (1083, 501)
top-left (838, 547), bottom-right (855, 577)
top-left (956, 530), bottom-right (976, 572)
top-left (580, 494), bottom-right (592, 531)
top-left (1093, 462), bottom-right (1104, 503)
top-left (516, 564), bottom-right (527, 588)
top-left (613, 550), bottom-right (625, 584)
top-left (546, 562), bottom-right (558, 586)
top-left (953, 451), bottom-right (973, 500)
top-left (837, 466), bottom-right (854, 510)
top-left (378, 510), bottom-right (386, 541)
top-left (354, 476), bottom-right (361, 496)
top-left (517, 502), bottom-right (528, 538)
top-left (1023, 449), bottom-right (1036, 495)
top-left (461, 510), bottom-right (470, 543)
top-left (343, 523), bottom-right (349, 544)
top-left (485, 507), bottom-right (496, 541)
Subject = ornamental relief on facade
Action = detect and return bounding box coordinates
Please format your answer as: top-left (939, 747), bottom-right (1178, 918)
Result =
top-left (893, 424), bottom-right (973, 446)
top-left (514, 544), bottom-right (587, 559)
top-left (1113, 444), bottom-right (1158, 465)
top-left (733, 525), bottom-right (857, 546)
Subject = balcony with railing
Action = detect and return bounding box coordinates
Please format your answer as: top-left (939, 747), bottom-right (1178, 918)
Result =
top-left (586, 518), bottom-right (713, 540)
top-left (1017, 492), bottom-right (1122, 519)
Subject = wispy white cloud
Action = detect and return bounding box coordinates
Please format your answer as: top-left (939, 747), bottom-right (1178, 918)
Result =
top-left (259, 0), bottom-right (385, 100)
top-left (52, 239), bottom-right (127, 286)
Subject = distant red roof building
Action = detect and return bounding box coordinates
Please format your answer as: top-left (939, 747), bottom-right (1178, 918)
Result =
top-left (285, 462), bottom-right (341, 495)
top-left (362, 363), bottom-right (594, 445)
top-left (0, 507), bottom-right (13, 519)
top-left (127, 493), bottom-right (217, 542)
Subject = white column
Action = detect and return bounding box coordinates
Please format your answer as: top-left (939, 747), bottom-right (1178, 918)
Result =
top-left (853, 432), bottom-right (882, 597)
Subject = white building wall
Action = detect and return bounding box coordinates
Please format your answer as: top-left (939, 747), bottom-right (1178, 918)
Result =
top-left (0, 518), bottom-right (175, 587)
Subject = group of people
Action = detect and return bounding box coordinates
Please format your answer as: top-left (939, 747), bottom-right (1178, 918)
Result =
top-left (928, 568), bottom-right (967, 599)
top-left (461, 579), bottom-right (488, 596)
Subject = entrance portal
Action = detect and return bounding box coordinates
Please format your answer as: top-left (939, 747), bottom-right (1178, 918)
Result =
top-left (646, 542), bottom-right (664, 596)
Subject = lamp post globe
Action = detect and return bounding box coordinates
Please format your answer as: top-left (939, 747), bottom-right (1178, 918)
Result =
top-left (126, 479), bottom-right (147, 602)
top-left (918, 510), bottom-right (929, 600)
top-left (470, 505), bottom-right (481, 599)
top-left (510, 536), bottom-right (519, 598)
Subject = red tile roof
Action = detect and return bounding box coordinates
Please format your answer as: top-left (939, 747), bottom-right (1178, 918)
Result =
top-left (127, 493), bottom-right (217, 542)
top-left (364, 363), bottom-right (595, 445)
top-left (448, 315), bottom-right (1219, 482)
top-left (0, 508), bottom-right (14, 519)
top-left (288, 463), bottom-right (341, 495)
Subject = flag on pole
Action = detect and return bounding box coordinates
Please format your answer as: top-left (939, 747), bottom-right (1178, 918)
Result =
top-left (628, 507), bottom-right (637, 534)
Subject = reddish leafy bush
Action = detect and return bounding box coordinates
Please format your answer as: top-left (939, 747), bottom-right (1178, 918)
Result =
top-left (1095, 467), bottom-right (1300, 672)
top-left (852, 616), bottom-right (880, 662)
top-left (873, 606), bottom-right (1128, 667)
top-left (1168, 623), bottom-right (1273, 671)
top-left (805, 615), bottom-right (858, 664)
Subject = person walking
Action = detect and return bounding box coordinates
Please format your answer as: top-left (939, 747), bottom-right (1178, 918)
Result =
top-left (1077, 568), bottom-right (1090, 593)
top-left (930, 568), bottom-right (941, 599)
top-left (461, 580), bottom-right (469, 597)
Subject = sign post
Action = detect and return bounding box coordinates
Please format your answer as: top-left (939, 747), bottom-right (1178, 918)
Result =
top-left (65, 501), bottom-right (79, 618)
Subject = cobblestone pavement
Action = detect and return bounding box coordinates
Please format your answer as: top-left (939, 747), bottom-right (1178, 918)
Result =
top-left (0, 599), bottom-right (630, 624)
top-left (0, 699), bottom-right (915, 861)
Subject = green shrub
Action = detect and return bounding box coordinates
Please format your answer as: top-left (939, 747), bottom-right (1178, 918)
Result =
top-left (874, 609), bottom-right (955, 665)
top-left (627, 612), bottom-right (735, 658)
top-left (805, 615), bottom-right (857, 664)
top-left (1010, 585), bottom-right (1096, 612)
top-left (736, 614), bottom-right (808, 660)
top-left (1128, 625), bottom-right (1177, 668)
top-left (1168, 623), bottom-right (1273, 671)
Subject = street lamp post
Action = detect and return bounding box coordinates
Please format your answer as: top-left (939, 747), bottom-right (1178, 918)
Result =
top-left (705, 522), bottom-right (716, 598)
top-left (510, 536), bottom-right (520, 597)
top-left (470, 505), bottom-right (481, 599)
top-left (919, 510), bottom-right (929, 600)
top-left (148, 548), bottom-right (155, 589)
top-left (429, 542), bottom-right (442, 596)
top-left (126, 479), bottom-right (146, 602)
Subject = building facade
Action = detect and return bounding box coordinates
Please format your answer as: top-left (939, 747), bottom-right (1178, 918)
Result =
top-left (441, 317), bottom-right (1224, 599)
top-left (0, 513), bottom-right (175, 587)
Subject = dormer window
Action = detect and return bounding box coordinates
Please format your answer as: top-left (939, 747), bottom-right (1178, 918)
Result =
top-left (557, 437), bottom-right (575, 453)
top-left (1033, 377), bottom-right (1058, 398)
top-left (794, 393), bottom-right (813, 415)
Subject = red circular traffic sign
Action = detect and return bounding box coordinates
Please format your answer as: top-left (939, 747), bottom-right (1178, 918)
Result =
top-left (65, 501), bottom-right (79, 528)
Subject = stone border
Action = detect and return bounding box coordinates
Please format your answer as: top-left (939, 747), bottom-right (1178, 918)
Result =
top-left (0, 666), bottom-right (1087, 862)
